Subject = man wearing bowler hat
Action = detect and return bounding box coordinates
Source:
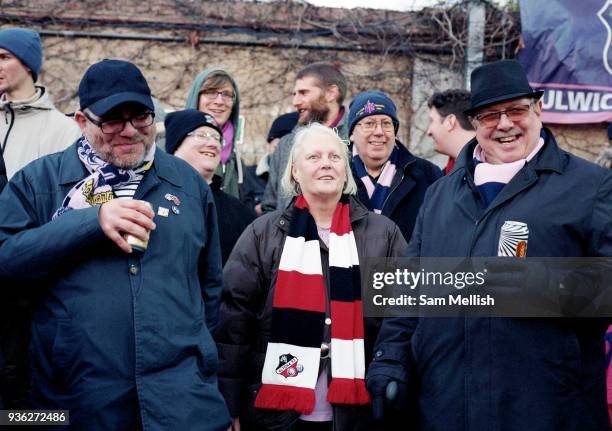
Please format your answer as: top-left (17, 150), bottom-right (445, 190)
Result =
top-left (0, 59), bottom-right (230, 430)
top-left (366, 60), bottom-right (612, 430)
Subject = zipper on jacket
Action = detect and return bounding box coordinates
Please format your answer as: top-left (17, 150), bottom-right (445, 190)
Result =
top-left (463, 171), bottom-right (485, 256)
top-left (467, 218), bottom-right (481, 256)
top-left (381, 171), bottom-right (405, 211)
top-left (1, 103), bottom-right (15, 155)
top-left (234, 146), bottom-right (243, 184)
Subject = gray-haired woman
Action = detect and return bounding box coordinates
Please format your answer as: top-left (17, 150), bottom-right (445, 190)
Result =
top-left (215, 123), bottom-right (407, 431)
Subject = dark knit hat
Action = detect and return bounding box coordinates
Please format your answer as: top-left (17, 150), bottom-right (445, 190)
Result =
top-left (79, 59), bottom-right (154, 116)
top-left (465, 59), bottom-right (544, 116)
top-left (0, 28), bottom-right (42, 82)
top-left (267, 112), bottom-right (299, 142)
top-left (348, 90), bottom-right (399, 136)
top-left (164, 109), bottom-right (222, 154)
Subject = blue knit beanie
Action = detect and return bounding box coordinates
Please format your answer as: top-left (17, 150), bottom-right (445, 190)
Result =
top-left (0, 28), bottom-right (43, 82)
top-left (348, 90), bottom-right (399, 136)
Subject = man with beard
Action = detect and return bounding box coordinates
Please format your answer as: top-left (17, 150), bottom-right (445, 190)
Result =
top-left (0, 59), bottom-right (230, 430)
top-left (261, 62), bottom-right (348, 212)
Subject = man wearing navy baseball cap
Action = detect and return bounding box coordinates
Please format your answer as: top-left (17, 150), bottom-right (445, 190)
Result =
top-left (0, 59), bottom-right (230, 429)
top-left (367, 59), bottom-right (612, 430)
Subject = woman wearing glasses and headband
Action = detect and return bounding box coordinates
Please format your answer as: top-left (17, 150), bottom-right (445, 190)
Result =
top-left (165, 109), bottom-right (254, 265)
top-left (348, 91), bottom-right (442, 242)
top-left (185, 68), bottom-right (245, 201)
top-left (216, 123), bottom-right (407, 431)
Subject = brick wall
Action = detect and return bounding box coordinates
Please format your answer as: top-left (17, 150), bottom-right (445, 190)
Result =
top-left (2, 0), bottom-right (607, 164)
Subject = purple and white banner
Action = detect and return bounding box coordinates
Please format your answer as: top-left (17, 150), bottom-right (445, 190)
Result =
top-left (519, 0), bottom-right (612, 124)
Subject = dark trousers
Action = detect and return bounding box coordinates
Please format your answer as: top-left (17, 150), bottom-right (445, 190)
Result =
top-left (293, 420), bottom-right (332, 431)
top-left (0, 299), bottom-right (32, 409)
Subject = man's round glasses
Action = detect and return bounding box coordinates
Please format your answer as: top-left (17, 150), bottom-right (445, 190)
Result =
top-left (199, 89), bottom-right (235, 103)
top-left (186, 131), bottom-right (222, 144)
top-left (473, 103), bottom-right (532, 128)
top-left (84, 111), bottom-right (155, 135)
top-left (357, 119), bottom-right (395, 133)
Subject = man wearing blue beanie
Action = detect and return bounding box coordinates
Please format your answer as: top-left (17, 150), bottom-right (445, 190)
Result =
top-left (0, 27), bottom-right (80, 181)
top-left (348, 90), bottom-right (442, 241)
top-left (0, 27), bottom-right (80, 409)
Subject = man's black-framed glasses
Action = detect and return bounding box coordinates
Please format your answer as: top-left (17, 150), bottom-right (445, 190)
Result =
top-left (83, 111), bottom-right (155, 134)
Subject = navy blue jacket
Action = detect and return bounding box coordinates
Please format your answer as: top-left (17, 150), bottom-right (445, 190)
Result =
top-left (0, 144), bottom-right (231, 430)
top-left (368, 129), bottom-right (612, 431)
top-left (352, 141), bottom-right (442, 242)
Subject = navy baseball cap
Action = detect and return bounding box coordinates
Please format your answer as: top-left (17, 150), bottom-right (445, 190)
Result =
top-left (78, 59), bottom-right (154, 116)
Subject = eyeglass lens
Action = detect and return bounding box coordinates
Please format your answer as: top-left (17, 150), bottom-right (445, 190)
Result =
top-left (476, 104), bottom-right (531, 126)
top-left (359, 120), bottom-right (394, 132)
top-left (99, 113), bottom-right (154, 134)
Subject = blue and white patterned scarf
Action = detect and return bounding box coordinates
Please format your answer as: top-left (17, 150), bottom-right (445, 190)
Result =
top-left (52, 136), bottom-right (154, 219)
top-left (352, 144), bottom-right (398, 214)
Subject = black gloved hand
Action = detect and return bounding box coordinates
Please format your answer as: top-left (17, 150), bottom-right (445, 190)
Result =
top-left (484, 257), bottom-right (549, 291)
top-left (484, 257), bottom-right (561, 316)
top-left (366, 374), bottom-right (408, 421)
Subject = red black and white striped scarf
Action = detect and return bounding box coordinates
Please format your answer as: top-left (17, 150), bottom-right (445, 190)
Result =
top-left (254, 195), bottom-right (370, 414)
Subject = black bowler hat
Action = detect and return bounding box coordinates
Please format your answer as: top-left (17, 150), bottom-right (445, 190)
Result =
top-left (464, 59), bottom-right (543, 116)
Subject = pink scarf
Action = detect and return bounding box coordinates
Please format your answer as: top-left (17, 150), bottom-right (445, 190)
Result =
top-left (221, 121), bottom-right (234, 164)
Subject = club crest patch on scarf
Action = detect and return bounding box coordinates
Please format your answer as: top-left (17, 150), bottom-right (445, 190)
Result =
top-left (82, 178), bottom-right (114, 206)
top-left (276, 354), bottom-right (304, 378)
top-left (357, 100), bottom-right (386, 115)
